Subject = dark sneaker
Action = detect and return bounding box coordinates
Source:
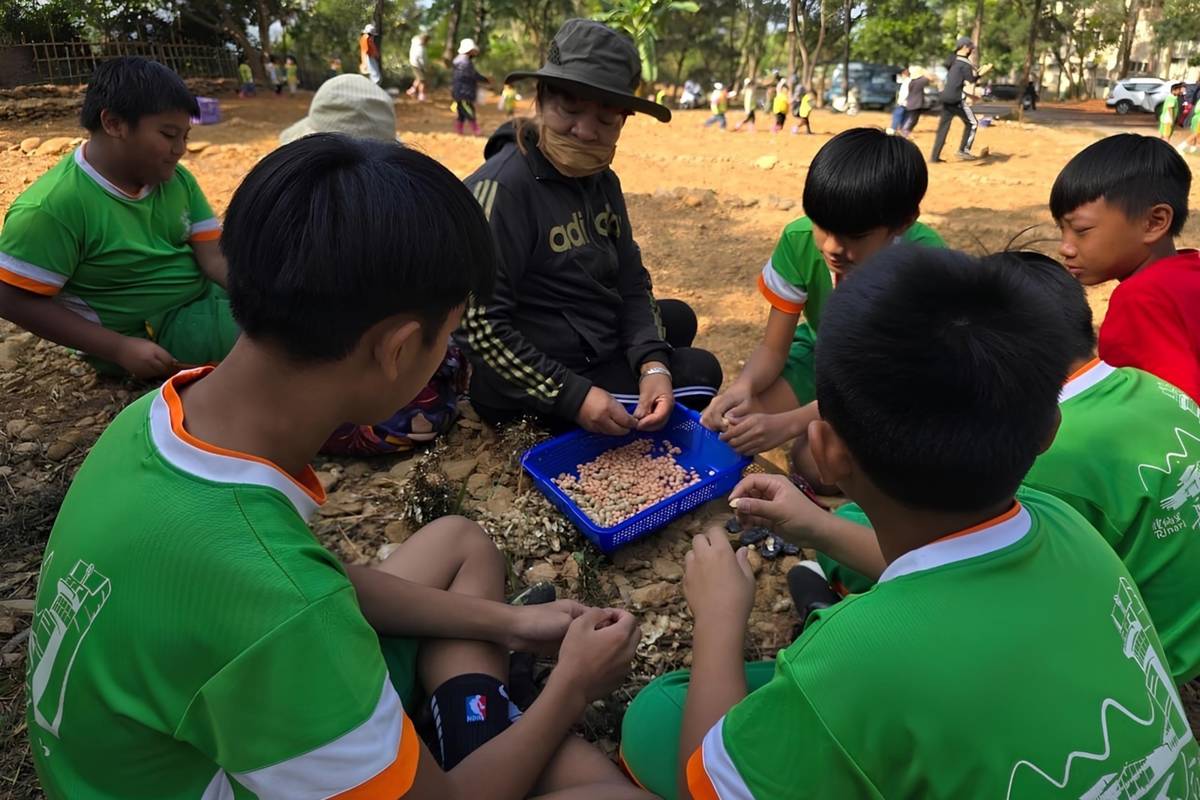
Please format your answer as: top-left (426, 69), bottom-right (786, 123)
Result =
top-left (508, 581), bottom-right (556, 606)
top-left (787, 562), bottom-right (841, 631)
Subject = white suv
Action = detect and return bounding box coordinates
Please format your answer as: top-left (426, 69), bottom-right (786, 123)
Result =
top-left (1107, 77), bottom-right (1173, 115)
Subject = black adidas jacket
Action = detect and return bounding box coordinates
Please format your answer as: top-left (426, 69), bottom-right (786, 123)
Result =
top-left (940, 56), bottom-right (979, 104)
top-left (456, 123), bottom-right (670, 418)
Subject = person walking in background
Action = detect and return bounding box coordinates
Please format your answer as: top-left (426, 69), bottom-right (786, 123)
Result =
top-left (407, 30), bottom-right (430, 102)
top-left (327, 56), bottom-right (343, 80)
top-left (265, 55), bottom-right (284, 95)
top-left (734, 77), bottom-right (758, 132)
top-left (772, 79), bottom-right (789, 132)
top-left (901, 66), bottom-right (929, 137)
top-left (285, 55), bottom-right (299, 95)
top-left (930, 36), bottom-right (992, 162)
top-left (793, 84), bottom-right (814, 134)
top-left (499, 81), bottom-right (519, 118)
top-left (888, 68), bottom-right (910, 135)
top-left (237, 59), bottom-right (255, 97)
top-left (1160, 82), bottom-right (1184, 141)
top-left (704, 82), bottom-right (729, 129)
top-left (452, 38), bottom-right (489, 135)
top-left (360, 23), bottom-right (381, 84)
top-left (1022, 79), bottom-right (1039, 111)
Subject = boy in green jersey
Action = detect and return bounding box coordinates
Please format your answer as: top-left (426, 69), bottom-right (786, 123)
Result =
top-left (0, 56), bottom-right (238, 378)
top-left (777, 252), bottom-right (1200, 685)
top-left (622, 246), bottom-right (1200, 799)
top-left (700, 128), bottom-right (944, 461)
top-left (27, 135), bottom-right (651, 800)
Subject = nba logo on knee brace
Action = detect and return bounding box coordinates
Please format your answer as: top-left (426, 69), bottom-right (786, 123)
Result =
top-left (465, 694), bottom-right (487, 723)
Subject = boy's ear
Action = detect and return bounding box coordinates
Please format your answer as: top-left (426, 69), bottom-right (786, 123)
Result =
top-left (1037, 408), bottom-right (1062, 456)
top-left (372, 318), bottom-right (423, 383)
top-left (98, 109), bottom-right (129, 140)
top-left (1143, 202), bottom-right (1175, 245)
top-left (807, 419), bottom-right (854, 489)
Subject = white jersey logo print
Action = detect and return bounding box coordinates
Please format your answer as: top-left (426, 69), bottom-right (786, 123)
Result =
top-left (1139, 428), bottom-right (1200, 537)
top-left (1005, 578), bottom-right (1199, 799)
top-left (29, 557), bottom-right (111, 738)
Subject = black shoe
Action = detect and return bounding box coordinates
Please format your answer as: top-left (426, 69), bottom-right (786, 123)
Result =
top-left (508, 581), bottom-right (556, 606)
top-left (956, 150), bottom-right (978, 160)
top-left (787, 563), bottom-right (841, 632)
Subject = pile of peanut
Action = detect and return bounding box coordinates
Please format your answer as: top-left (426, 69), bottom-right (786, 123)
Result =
top-left (553, 439), bottom-right (701, 528)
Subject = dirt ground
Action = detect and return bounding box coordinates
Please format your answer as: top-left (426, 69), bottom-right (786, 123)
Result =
top-left (2, 92), bottom-right (1199, 797)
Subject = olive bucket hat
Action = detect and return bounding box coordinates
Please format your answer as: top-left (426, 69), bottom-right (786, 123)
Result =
top-left (505, 18), bottom-right (671, 122)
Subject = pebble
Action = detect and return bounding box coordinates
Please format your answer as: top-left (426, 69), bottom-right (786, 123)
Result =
top-left (651, 558), bottom-right (683, 582)
top-left (34, 136), bottom-right (74, 157)
top-left (755, 155), bottom-right (778, 170)
top-left (442, 457), bottom-right (478, 481)
top-left (630, 581), bottom-right (676, 608)
top-left (524, 561), bottom-right (558, 584)
top-left (19, 136), bottom-right (41, 154)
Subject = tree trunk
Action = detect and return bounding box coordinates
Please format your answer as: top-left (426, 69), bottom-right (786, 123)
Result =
top-left (443, 0), bottom-right (463, 65)
top-left (475, 0), bottom-right (488, 56)
top-left (1118, 0), bottom-right (1141, 77)
top-left (189, 6), bottom-right (266, 81)
top-left (374, 0), bottom-right (385, 59)
top-left (1019, 0), bottom-right (1043, 118)
top-left (255, 0), bottom-right (272, 57)
top-left (788, 0), bottom-right (798, 102)
top-left (673, 43), bottom-right (689, 100)
top-left (841, 0), bottom-right (850, 96)
top-left (971, 0), bottom-right (984, 67)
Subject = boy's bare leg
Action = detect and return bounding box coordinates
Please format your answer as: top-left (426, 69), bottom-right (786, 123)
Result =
top-left (376, 515), bottom-right (508, 687)
top-left (377, 517), bottom-right (645, 798)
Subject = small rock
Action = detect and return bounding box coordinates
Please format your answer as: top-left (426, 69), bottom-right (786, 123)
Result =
top-left (376, 542), bottom-right (402, 562)
top-left (46, 431), bottom-right (84, 461)
top-left (19, 136), bottom-right (42, 154)
top-left (35, 136), bottom-right (74, 157)
top-left (755, 155), bottom-right (778, 170)
top-left (486, 486), bottom-right (515, 515)
top-left (746, 548), bottom-right (763, 575)
top-left (16, 422), bottom-right (42, 441)
top-left (186, 140), bottom-right (212, 153)
top-left (524, 561), bottom-right (558, 584)
top-left (776, 198), bottom-right (795, 211)
top-left (682, 194), bottom-right (703, 208)
top-left (315, 470), bottom-right (340, 492)
top-left (13, 442), bottom-right (40, 457)
top-left (630, 581), bottom-right (676, 608)
top-left (651, 558), bottom-right (683, 581)
top-left (5, 418), bottom-right (29, 438)
top-left (384, 520), bottom-right (412, 543)
top-left (389, 459), bottom-right (416, 480)
top-left (466, 472), bottom-right (491, 497)
top-left (442, 457), bottom-right (478, 481)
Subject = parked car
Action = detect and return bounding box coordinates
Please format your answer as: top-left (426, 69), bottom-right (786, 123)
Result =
top-left (825, 62), bottom-right (904, 110)
top-left (1106, 77), bottom-right (1174, 115)
top-left (985, 83), bottom-right (1020, 101)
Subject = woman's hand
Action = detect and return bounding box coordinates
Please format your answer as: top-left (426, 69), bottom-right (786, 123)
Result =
top-left (577, 387), bottom-right (637, 435)
top-left (634, 366), bottom-right (674, 431)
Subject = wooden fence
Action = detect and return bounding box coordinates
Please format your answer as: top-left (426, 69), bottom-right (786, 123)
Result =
top-left (2, 41), bottom-right (237, 87)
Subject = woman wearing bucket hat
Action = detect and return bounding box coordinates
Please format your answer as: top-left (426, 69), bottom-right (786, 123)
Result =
top-left (360, 23), bottom-right (381, 84)
top-left (458, 18), bottom-right (722, 434)
top-left (452, 38), bottom-right (490, 135)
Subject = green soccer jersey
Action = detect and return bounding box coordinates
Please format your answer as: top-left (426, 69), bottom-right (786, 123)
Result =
top-left (689, 489), bottom-right (1200, 799)
top-left (27, 368), bottom-right (420, 799)
top-left (1024, 359), bottom-right (1200, 683)
top-left (0, 145), bottom-right (221, 337)
top-left (757, 217), bottom-right (945, 330)
top-left (239, 63), bottom-right (253, 83)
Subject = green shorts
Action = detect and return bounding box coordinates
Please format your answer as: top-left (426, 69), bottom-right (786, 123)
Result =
top-left (87, 282), bottom-right (241, 376)
top-left (380, 634), bottom-right (421, 708)
top-left (779, 322), bottom-right (817, 406)
top-left (620, 662), bottom-right (777, 800)
top-left (815, 501), bottom-right (879, 596)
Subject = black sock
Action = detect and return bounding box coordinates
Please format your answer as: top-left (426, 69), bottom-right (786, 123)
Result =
top-left (421, 673), bottom-right (521, 770)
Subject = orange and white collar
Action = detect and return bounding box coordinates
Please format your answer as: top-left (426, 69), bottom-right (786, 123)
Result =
top-left (148, 367), bottom-right (326, 520)
top-left (878, 502), bottom-right (1031, 583)
top-left (75, 144), bottom-right (154, 201)
top-left (1059, 358), bottom-right (1116, 404)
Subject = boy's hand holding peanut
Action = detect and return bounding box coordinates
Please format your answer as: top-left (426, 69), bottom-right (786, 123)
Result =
top-left (729, 473), bottom-right (826, 542)
top-left (683, 527), bottom-right (756, 629)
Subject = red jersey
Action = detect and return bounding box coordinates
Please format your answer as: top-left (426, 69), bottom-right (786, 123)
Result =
top-left (1098, 249), bottom-right (1200, 401)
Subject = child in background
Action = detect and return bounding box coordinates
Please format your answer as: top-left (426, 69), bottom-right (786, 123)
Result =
top-left (1052, 133), bottom-right (1200, 400)
top-left (27, 133), bottom-right (652, 800)
top-left (703, 82), bottom-right (728, 129)
top-left (758, 251), bottom-right (1200, 686)
top-left (0, 57), bottom-right (234, 377)
top-left (734, 77), bottom-right (757, 132)
top-left (1160, 82), bottom-right (1184, 140)
top-left (792, 85), bottom-right (814, 134)
top-left (622, 245), bottom-right (1200, 799)
top-left (266, 56), bottom-right (283, 95)
top-left (499, 81), bottom-right (518, 118)
top-left (452, 38), bottom-right (489, 136)
top-left (771, 79), bottom-right (789, 131)
top-left (701, 128), bottom-right (943, 461)
top-left (285, 55), bottom-right (299, 94)
top-left (887, 67), bottom-right (910, 134)
top-left (237, 60), bottom-right (255, 97)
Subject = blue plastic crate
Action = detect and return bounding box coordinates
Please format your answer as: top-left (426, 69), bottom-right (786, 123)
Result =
top-left (521, 405), bottom-right (751, 553)
top-left (190, 96), bottom-right (220, 126)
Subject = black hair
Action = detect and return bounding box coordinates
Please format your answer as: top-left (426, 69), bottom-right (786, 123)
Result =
top-left (222, 134), bottom-right (496, 362)
top-left (984, 251), bottom-right (1096, 362)
top-left (80, 56), bottom-right (199, 131)
top-left (1050, 133), bottom-right (1191, 236)
top-left (803, 127), bottom-right (928, 236)
top-left (814, 245), bottom-right (1074, 512)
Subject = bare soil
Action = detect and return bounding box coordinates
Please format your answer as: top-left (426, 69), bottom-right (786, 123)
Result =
top-left (1, 91), bottom-right (1198, 798)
